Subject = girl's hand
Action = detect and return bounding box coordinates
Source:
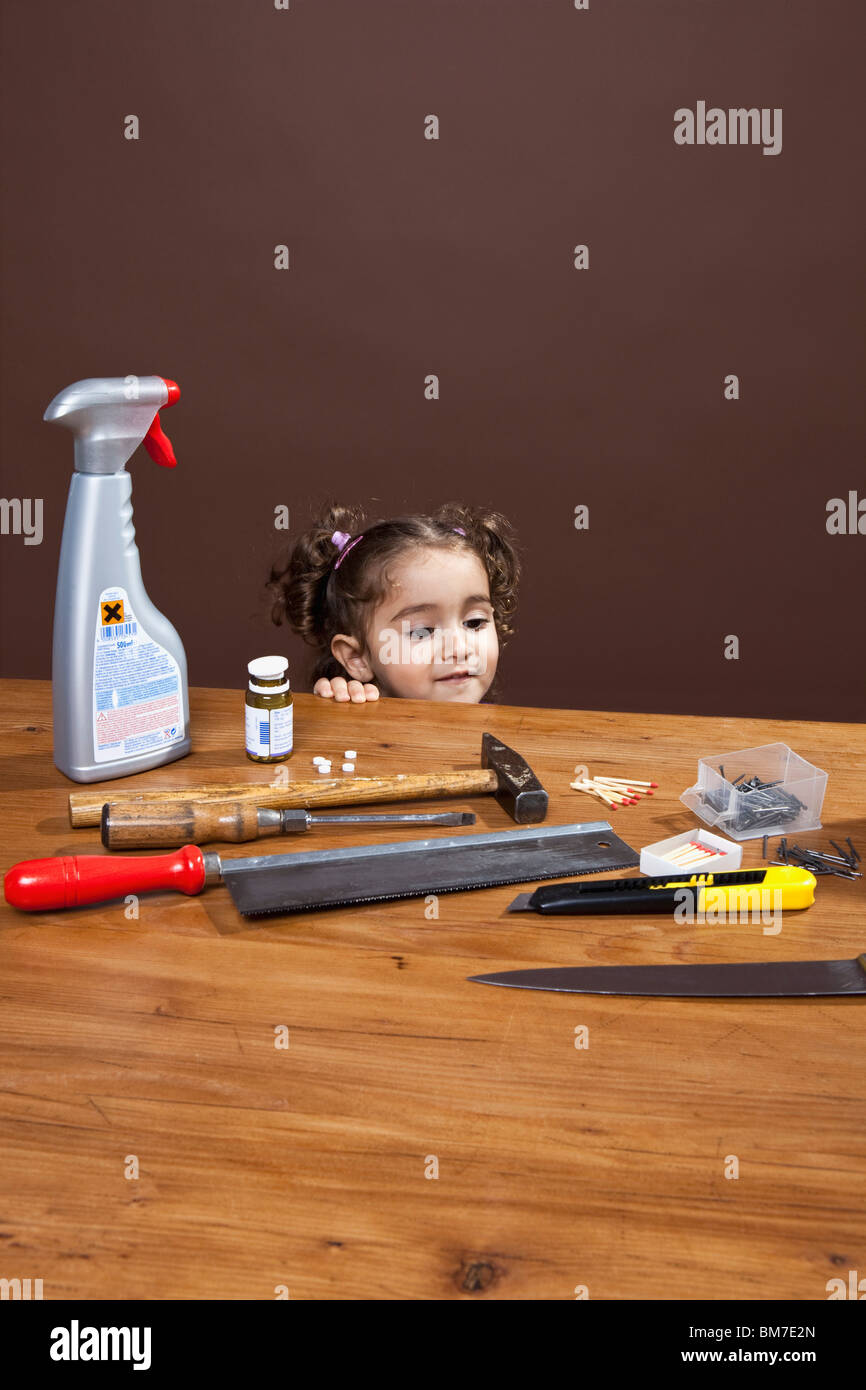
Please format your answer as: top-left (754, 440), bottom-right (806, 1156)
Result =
top-left (314, 677), bottom-right (380, 703)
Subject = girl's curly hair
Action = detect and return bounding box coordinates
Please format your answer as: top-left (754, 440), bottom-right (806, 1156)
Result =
top-left (268, 502), bottom-right (520, 685)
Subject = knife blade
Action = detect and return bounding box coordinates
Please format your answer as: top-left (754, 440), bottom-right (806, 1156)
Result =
top-left (468, 954), bottom-right (866, 997)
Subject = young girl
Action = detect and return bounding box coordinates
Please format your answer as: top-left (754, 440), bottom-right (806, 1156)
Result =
top-left (268, 504), bottom-right (520, 703)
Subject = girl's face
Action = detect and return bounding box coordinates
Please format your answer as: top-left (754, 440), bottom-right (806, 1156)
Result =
top-left (363, 546), bottom-right (499, 702)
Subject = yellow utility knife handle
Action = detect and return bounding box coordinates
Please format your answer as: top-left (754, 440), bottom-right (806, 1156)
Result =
top-left (655, 866), bottom-right (816, 912)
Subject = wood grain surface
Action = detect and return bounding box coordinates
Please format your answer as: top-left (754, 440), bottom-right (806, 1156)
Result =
top-left (1, 679), bottom-right (864, 1301)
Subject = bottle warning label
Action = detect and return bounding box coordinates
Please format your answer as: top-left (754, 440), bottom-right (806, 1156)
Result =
top-left (93, 586), bottom-right (184, 761)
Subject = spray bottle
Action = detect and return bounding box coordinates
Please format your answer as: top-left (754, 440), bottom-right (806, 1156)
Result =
top-left (45, 375), bottom-right (191, 782)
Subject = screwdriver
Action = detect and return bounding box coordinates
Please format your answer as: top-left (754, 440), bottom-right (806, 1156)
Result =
top-left (101, 801), bottom-right (476, 849)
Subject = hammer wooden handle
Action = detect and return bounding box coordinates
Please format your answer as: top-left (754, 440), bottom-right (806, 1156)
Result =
top-left (70, 770), bottom-right (498, 828)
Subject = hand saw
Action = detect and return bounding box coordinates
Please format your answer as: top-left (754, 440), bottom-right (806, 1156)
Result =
top-left (4, 821), bottom-right (639, 916)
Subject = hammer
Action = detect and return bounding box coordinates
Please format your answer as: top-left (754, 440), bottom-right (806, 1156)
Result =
top-left (68, 733), bottom-right (549, 841)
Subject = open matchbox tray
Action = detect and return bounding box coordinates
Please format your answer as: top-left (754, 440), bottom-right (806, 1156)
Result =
top-left (640, 828), bottom-right (742, 876)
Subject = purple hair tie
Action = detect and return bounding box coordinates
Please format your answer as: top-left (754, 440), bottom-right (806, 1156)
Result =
top-left (331, 530), bottom-right (363, 570)
top-left (331, 524), bottom-right (464, 574)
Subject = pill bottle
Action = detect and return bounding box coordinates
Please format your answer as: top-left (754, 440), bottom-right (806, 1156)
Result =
top-left (245, 656), bottom-right (293, 762)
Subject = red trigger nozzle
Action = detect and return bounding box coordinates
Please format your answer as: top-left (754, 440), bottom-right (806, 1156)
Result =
top-left (141, 377), bottom-right (181, 467)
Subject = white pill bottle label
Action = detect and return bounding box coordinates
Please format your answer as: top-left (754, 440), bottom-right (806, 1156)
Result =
top-left (245, 702), bottom-right (293, 758)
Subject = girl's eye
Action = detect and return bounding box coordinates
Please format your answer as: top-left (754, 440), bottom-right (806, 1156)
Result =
top-left (409, 626), bottom-right (434, 641)
top-left (464, 617), bottom-right (490, 630)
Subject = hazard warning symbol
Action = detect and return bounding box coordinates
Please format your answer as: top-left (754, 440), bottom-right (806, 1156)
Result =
top-left (101, 599), bottom-right (125, 625)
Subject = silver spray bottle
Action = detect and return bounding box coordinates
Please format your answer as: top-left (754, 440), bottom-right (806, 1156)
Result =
top-left (45, 375), bottom-right (191, 782)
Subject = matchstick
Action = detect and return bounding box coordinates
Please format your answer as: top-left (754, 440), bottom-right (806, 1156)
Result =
top-left (571, 779), bottom-right (630, 808)
top-left (666, 842), bottom-right (719, 863)
top-left (593, 779), bottom-right (654, 797)
top-left (593, 777), bottom-right (658, 788)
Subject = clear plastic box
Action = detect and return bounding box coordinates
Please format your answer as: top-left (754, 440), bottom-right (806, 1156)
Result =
top-left (680, 743), bottom-right (828, 842)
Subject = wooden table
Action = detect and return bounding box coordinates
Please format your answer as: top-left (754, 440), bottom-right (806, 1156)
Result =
top-left (1, 680), bottom-right (864, 1300)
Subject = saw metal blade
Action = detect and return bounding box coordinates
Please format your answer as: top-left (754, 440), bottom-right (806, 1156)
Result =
top-left (468, 955), bottom-right (866, 997)
top-left (221, 820), bottom-right (638, 916)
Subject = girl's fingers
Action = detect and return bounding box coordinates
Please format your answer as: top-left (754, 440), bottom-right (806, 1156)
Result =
top-left (313, 677), bottom-right (377, 702)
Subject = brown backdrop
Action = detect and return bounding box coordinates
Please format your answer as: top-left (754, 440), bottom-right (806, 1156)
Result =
top-left (1, 0), bottom-right (864, 720)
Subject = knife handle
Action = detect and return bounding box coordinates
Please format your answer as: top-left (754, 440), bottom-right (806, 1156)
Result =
top-left (3, 846), bottom-right (207, 912)
top-left (529, 884), bottom-right (689, 915)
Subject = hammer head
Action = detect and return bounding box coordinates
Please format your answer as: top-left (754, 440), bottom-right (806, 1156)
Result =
top-left (481, 732), bottom-right (549, 824)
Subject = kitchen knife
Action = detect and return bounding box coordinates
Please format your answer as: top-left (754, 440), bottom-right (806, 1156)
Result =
top-left (4, 821), bottom-right (639, 916)
top-left (468, 955), bottom-right (866, 997)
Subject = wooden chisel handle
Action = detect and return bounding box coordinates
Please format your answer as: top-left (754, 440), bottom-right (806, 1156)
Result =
top-left (102, 799), bottom-right (261, 849)
top-left (69, 770), bottom-right (498, 828)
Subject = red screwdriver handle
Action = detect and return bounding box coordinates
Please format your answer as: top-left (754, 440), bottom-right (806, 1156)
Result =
top-left (3, 846), bottom-right (207, 912)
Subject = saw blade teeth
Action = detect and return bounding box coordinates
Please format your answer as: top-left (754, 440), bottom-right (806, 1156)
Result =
top-left (233, 860), bottom-right (640, 916)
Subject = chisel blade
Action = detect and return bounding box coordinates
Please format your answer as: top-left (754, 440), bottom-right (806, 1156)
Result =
top-left (468, 955), bottom-right (866, 997)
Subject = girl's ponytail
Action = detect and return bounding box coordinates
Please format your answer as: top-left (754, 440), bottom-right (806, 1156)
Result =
top-left (268, 504), bottom-right (367, 677)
